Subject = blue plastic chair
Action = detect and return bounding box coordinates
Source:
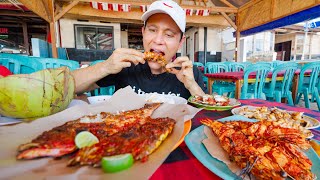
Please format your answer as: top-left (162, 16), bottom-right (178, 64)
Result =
top-left (264, 63), bottom-right (299, 105)
top-left (241, 64), bottom-right (272, 99)
top-left (0, 56), bottom-right (43, 74)
top-left (294, 62), bottom-right (320, 110)
top-left (31, 57), bottom-right (79, 71)
top-left (88, 60), bottom-right (115, 96)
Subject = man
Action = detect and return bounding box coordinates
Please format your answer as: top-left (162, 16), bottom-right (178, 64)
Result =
top-left (72, 0), bottom-right (205, 99)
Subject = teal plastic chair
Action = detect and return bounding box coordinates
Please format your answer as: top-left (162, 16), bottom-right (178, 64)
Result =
top-left (206, 63), bottom-right (229, 73)
top-left (294, 62), bottom-right (320, 110)
top-left (193, 62), bottom-right (204, 67)
top-left (0, 57), bottom-right (43, 74)
top-left (31, 57), bottom-right (79, 71)
top-left (88, 60), bottom-right (115, 96)
top-left (206, 63), bottom-right (236, 95)
top-left (228, 62), bottom-right (246, 72)
top-left (264, 63), bottom-right (299, 105)
top-left (271, 60), bottom-right (284, 68)
top-left (241, 64), bottom-right (272, 99)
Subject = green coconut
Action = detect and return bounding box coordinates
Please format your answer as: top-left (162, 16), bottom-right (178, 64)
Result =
top-left (0, 67), bottom-right (75, 120)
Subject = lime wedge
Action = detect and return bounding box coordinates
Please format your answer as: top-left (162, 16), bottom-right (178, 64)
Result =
top-left (101, 153), bottom-right (134, 173)
top-left (74, 131), bottom-right (99, 148)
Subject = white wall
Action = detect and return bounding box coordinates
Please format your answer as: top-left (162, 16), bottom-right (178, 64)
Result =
top-left (310, 34), bottom-right (320, 55)
top-left (59, 18), bottom-right (121, 49)
top-left (206, 27), bottom-right (222, 52)
top-left (221, 28), bottom-right (235, 61)
top-left (121, 30), bottom-right (128, 48)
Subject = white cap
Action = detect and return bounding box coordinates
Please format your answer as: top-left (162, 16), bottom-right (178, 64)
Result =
top-left (141, 0), bottom-right (186, 33)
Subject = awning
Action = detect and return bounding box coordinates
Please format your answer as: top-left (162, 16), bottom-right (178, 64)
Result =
top-left (241, 5), bottom-right (320, 36)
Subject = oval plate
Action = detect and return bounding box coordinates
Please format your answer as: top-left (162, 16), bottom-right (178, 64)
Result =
top-left (231, 105), bottom-right (320, 129)
top-left (188, 96), bottom-right (241, 111)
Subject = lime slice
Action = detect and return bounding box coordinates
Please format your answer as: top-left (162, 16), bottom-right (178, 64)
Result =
top-left (101, 153), bottom-right (134, 173)
top-left (74, 131), bottom-right (99, 148)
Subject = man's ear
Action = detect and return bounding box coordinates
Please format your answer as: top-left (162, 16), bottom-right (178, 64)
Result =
top-left (141, 26), bottom-right (145, 35)
top-left (178, 35), bottom-right (186, 49)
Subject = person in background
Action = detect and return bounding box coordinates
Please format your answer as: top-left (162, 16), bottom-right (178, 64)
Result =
top-left (0, 65), bottom-right (12, 77)
top-left (72, 0), bottom-right (205, 99)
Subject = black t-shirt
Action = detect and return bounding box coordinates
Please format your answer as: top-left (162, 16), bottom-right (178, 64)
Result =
top-left (96, 63), bottom-right (205, 99)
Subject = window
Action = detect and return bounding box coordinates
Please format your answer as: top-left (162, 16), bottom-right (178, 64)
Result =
top-left (75, 25), bottom-right (114, 50)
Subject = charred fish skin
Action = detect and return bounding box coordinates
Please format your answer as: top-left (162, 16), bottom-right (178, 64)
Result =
top-left (201, 119), bottom-right (314, 180)
top-left (17, 103), bottom-right (162, 160)
top-left (68, 117), bottom-right (176, 167)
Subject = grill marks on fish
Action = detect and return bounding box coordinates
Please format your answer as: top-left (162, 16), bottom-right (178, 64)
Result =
top-left (68, 117), bottom-right (175, 166)
top-left (16, 103), bottom-right (175, 167)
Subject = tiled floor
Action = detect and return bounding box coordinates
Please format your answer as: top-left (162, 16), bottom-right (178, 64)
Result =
top-left (296, 99), bottom-right (319, 111)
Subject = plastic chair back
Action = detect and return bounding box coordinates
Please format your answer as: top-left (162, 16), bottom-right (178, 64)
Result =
top-left (229, 62), bottom-right (245, 72)
top-left (193, 62), bottom-right (204, 67)
top-left (206, 63), bottom-right (229, 73)
top-left (0, 56), bottom-right (43, 74)
top-left (241, 63), bottom-right (271, 99)
top-left (272, 61), bottom-right (284, 68)
top-left (32, 57), bottom-right (79, 71)
top-left (269, 63), bottom-right (298, 97)
top-left (204, 62), bottom-right (215, 73)
top-left (297, 62), bottom-right (320, 93)
top-left (255, 62), bottom-right (272, 68)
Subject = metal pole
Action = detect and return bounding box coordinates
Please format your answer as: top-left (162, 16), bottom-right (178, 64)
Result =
top-left (204, 27), bottom-right (207, 64)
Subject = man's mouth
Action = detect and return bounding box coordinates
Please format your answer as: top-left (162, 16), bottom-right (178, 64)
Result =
top-left (150, 49), bottom-right (165, 56)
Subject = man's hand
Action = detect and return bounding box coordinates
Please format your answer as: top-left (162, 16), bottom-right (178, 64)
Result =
top-left (72, 48), bottom-right (145, 94)
top-left (166, 56), bottom-right (205, 96)
top-left (100, 48), bottom-right (145, 75)
top-left (166, 56), bottom-right (195, 88)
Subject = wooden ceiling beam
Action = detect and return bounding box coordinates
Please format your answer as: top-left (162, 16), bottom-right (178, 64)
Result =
top-left (210, 0), bottom-right (237, 30)
top-left (7, 0), bottom-right (25, 11)
top-left (17, 0), bottom-right (50, 21)
top-left (74, 0), bottom-right (238, 13)
top-left (0, 10), bottom-right (39, 17)
top-left (219, 0), bottom-right (236, 8)
top-left (66, 4), bottom-right (230, 27)
top-left (55, 0), bottom-right (80, 20)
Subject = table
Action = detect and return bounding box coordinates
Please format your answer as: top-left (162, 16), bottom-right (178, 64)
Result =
top-left (150, 99), bottom-right (320, 180)
top-left (205, 70), bottom-right (310, 101)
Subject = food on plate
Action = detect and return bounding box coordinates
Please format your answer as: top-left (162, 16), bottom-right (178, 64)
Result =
top-left (101, 153), bottom-right (134, 173)
top-left (144, 51), bottom-right (167, 67)
top-left (237, 106), bottom-right (314, 137)
top-left (0, 67), bottom-right (74, 119)
top-left (17, 103), bottom-right (175, 168)
top-left (201, 119), bottom-right (314, 180)
top-left (193, 94), bottom-right (230, 106)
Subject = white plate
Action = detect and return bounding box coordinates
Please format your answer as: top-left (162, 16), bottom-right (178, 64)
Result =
top-left (88, 94), bottom-right (188, 105)
top-left (232, 105), bottom-right (320, 130)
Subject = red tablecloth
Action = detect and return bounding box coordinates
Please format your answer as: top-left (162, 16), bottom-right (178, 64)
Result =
top-left (151, 99), bottom-right (320, 180)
